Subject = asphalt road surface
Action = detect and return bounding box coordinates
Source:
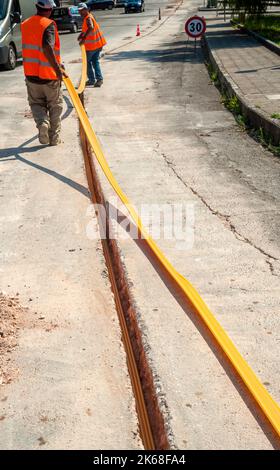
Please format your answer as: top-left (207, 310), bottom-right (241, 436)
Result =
top-left (0, 1), bottom-right (171, 86)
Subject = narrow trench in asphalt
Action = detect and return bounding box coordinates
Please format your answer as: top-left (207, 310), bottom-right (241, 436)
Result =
top-left (78, 94), bottom-right (170, 451)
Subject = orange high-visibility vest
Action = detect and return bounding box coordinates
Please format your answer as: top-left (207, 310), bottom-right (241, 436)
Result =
top-left (82, 13), bottom-right (106, 51)
top-left (21, 16), bottom-right (61, 80)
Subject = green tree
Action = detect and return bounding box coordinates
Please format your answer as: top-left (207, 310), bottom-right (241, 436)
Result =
top-left (224, 1), bottom-right (271, 14)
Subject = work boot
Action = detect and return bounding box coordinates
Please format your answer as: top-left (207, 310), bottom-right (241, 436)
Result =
top-left (38, 122), bottom-right (50, 145)
top-left (49, 137), bottom-right (61, 146)
top-left (85, 80), bottom-right (95, 87)
top-left (94, 80), bottom-right (103, 88)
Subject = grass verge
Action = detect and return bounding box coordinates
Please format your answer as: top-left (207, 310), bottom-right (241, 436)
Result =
top-left (236, 15), bottom-right (280, 45)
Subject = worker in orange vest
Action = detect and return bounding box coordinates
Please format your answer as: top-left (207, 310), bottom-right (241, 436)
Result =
top-left (77, 3), bottom-right (107, 88)
top-left (21, 0), bottom-right (67, 146)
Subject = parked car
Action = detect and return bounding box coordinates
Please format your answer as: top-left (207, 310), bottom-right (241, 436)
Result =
top-left (86, 0), bottom-right (115, 11)
top-left (0, 0), bottom-right (36, 70)
top-left (116, 0), bottom-right (125, 7)
top-left (51, 6), bottom-right (83, 33)
top-left (124, 0), bottom-right (145, 14)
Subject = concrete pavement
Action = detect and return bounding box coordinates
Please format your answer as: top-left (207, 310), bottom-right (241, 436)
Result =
top-left (85, 0), bottom-right (280, 449)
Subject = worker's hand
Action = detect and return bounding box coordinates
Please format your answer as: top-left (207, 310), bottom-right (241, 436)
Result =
top-left (55, 68), bottom-right (66, 81)
top-left (79, 39), bottom-right (85, 46)
top-left (58, 70), bottom-right (68, 80)
top-left (78, 32), bottom-right (85, 42)
top-left (56, 69), bottom-right (63, 81)
top-left (60, 64), bottom-right (68, 78)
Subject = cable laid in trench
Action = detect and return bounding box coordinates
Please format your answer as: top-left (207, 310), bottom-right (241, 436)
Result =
top-left (65, 44), bottom-right (280, 440)
top-left (79, 107), bottom-right (156, 450)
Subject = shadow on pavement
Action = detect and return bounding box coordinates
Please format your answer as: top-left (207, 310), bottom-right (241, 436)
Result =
top-left (17, 155), bottom-right (90, 198)
top-left (106, 43), bottom-right (203, 64)
top-left (0, 144), bottom-right (90, 199)
top-left (235, 65), bottom-right (280, 74)
top-left (62, 94), bottom-right (74, 120)
top-left (0, 91), bottom-right (86, 195)
top-left (0, 97), bottom-right (89, 202)
top-left (205, 30), bottom-right (263, 49)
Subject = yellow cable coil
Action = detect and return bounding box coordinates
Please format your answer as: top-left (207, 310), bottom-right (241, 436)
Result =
top-left (64, 50), bottom-right (280, 438)
top-left (77, 45), bottom-right (87, 95)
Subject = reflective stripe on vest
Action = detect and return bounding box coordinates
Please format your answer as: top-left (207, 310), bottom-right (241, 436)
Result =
top-left (84, 36), bottom-right (105, 45)
top-left (22, 44), bottom-right (60, 56)
top-left (82, 14), bottom-right (106, 51)
top-left (21, 15), bottom-right (61, 80)
top-left (23, 58), bottom-right (55, 67)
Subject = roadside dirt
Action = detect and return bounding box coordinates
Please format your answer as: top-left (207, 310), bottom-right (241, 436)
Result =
top-left (0, 293), bottom-right (26, 386)
top-left (0, 294), bottom-right (59, 387)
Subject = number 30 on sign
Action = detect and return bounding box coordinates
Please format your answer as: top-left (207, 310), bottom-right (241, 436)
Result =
top-left (185, 16), bottom-right (206, 38)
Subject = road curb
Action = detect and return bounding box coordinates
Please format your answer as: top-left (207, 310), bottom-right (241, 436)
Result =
top-left (202, 34), bottom-right (280, 146)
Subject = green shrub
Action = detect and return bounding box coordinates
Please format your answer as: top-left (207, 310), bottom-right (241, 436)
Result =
top-left (225, 95), bottom-right (241, 114)
top-left (244, 15), bottom-right (280, 45)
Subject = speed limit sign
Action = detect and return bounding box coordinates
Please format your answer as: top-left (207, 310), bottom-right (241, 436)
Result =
top-left (185, 16), bottom-right (206, 38)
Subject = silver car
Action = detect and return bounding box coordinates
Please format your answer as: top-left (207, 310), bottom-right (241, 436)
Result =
top-left (0, 0), bottom-right (36, 70)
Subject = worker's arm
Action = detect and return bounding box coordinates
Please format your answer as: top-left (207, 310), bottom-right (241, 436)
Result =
top-left (43, 44), bottom-right (64, 80)
top-left (42, 24), bottom-right (67, 80)
top-left (78, 16), bottom-right (94, 44)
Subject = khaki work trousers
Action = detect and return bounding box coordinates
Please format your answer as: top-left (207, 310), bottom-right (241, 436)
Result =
top-left (26, 79), bottom-right (63, 143)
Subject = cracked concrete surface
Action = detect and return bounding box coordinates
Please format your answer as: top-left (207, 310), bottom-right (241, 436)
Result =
top-left (159, 148), bottom-right (280, 276)
top-left (86, 0), bottom-right (280, 449)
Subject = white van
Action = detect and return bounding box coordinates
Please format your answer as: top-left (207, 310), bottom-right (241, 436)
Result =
top-left (0, 0), bottom-right (36, 70)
